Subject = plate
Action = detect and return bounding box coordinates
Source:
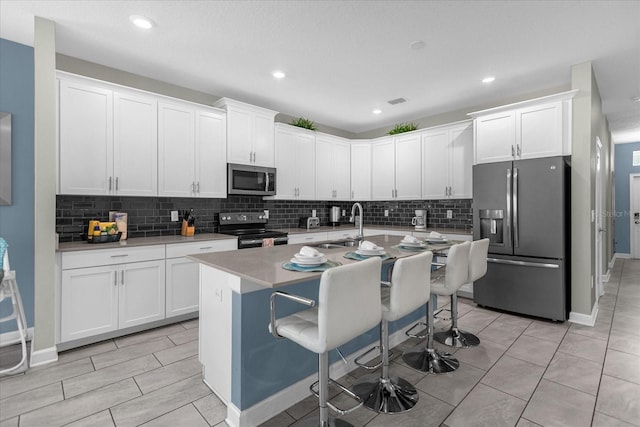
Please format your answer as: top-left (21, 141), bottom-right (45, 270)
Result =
top-left (399, 243), bottom-right (427, 250)
top-left (290, 257), bottom-right (327, 266)
top-left (294, 252), bottom-right (325, 261)
top-left (399, 240), bottom-right (424, 247)
top-left (355, 249), bottom-right (386, 256)
top-left (426, 238), bottom-right (448, 244)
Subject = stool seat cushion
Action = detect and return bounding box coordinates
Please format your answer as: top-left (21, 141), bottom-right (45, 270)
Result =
top-left (431, 242), bottom-right (470, 296)
top-left (430, 280), bottom-right (454, 296)
top-left (274, 307), bottom-right (321, 353)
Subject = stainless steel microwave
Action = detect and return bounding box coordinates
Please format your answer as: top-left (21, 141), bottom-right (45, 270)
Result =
top-left (227, 163), bottom-right (276, 196)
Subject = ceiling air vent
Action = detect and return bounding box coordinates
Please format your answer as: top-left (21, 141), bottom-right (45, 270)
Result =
top-left (387, 97), bottom-right (407, 105)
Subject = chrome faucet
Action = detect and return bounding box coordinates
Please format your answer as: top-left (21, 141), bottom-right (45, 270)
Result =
top-left (351, 202), bottom-right (364, 240)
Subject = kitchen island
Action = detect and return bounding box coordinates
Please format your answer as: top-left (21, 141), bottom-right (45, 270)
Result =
top-left (188, 234), bottom-right (454, 427)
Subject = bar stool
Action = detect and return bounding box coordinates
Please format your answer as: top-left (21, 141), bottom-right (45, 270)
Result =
top-left (269, 257), bottom-right (382, 427)
top-left (351, 251), bottom-right (433, 414)
top-left (432, 241), bottom-right (478, 348)
top-left (0, 238), bottom-right (30, 376)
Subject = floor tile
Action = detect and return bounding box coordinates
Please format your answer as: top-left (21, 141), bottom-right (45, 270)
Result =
top-left (134, 355), bottom-right (202, 394)
top-left (543, 351), bottom-right (602, 396)
top-left (414, 362), bottom-right (485, 406)
top-left (0, 417), bottom-right (18, 427)
top-left (522, 379), bottom-right (596, 427)
top-left (516, 418), bottom-right (543, 427)
top-left (56, 340), bottom-right (118, 366)
top-left (523, 320), bottom-right (569, 344)
top-left (153, 339), bottom-right (198, 365)
top-left (455, 310), bottom-right (500, 334)
top-left (570, 319), bottom-right (613, 341)
top-left (193, 394), bottom-right (226, 426)
top-left (114, 324), bottom-right (186, 348)
top-left (258, 410), bottom-right (296, 427)
top-left (19, 378), bottom-right (141, 427)
top-left (608, 329), bottom-right (640, 357)
top-left (595, 375), bottom-right (640, 425)
top-left (64, 410), bottom-right (115, 427)
top-left (591, 411), bottom-right (637, 427)
top-left (481, 355), bottom-right (545, 400)
top-left (0, 382), bottom-right (63, 422)
top-left (558, 332), bottom-right (608, 363)
top-left (181, 318), bottom-right (199, 329)
top-left (168, 326), bottom-right (199, 346)
top-left (478, 320), bottom-right (527, 347)
top-left (91, 337), bottom-right (175, 370)
top-left (497, 312), bottom-right (533, 330)
top-left (444, 383), bottom-right (526, 427)
top-left (446, 338), bottom-right (508, 371)
top-left (603, 348), bottom-right (640, 385)
top-left (140, 403), bottom-right (209, 426)
top-left (63, 354), bottom-right (160, 398)
top-left (365, 390), bottom-right (454, 427)
top-left (506, 334), bottom-right (559, 367)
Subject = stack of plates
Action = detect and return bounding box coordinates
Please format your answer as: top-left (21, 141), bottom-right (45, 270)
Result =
top-left (426, 236), bottom-right (448, 243)
top-left (355, 247), bottom-right (386, 256)
top-left (291, 252), bottom-right (327, 267)
top-left (399, 238), bottom-right (426, 249)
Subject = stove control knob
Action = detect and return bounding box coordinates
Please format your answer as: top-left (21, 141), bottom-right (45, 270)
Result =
top-left (237, 215), bottom-right (247, 221)
top-left (258, 215), bottom-right (263, 219)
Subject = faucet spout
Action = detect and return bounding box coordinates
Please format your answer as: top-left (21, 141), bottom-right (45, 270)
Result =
top-left (351, 203), bottom-right (364, 240)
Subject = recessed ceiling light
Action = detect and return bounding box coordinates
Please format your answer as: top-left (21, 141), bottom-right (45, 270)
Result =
top-left (631, 96), bottom-right (640, 102)
top-left (272, 71), bottom-right (286, 79)
top-left (409, 40), bottom-right (426, 50)
top-left (129, 15), bottom-right (154, 30)
top-left (482, 76), bottom-right (496, 84)
top-left (372, 109), bottom-right (382, 115)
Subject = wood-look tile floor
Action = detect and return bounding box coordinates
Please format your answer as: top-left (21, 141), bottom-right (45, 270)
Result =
top-left (1, 259), bottom-right (638, 427)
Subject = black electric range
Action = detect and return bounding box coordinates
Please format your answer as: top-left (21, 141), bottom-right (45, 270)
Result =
top-left (218, 212), bottom-right (288, 249)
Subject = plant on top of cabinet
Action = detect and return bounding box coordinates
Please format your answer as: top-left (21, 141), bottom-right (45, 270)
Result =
top-left (290, 117), bottom-right (317, 131)
top-left (388, 122), bottom-right (418, 135)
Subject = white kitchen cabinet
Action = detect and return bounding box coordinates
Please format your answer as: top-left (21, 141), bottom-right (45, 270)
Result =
top-left (165, 239), bottom-right (236, 318)
top-left (118, 260), bottom-right (166, 329)
top-left (471, 90), bottom-right (576, 165)
top-left (58, 76), bottom-right (158, 196)
top-left (350, 142), bottom-right (372, 201)
top-left (274, 123), bottom-right (315, 199)
top-left (422, 121), bottom-right (473, 199)
top-left (315, 134), bottom-right (351, 200)
top-left (371, 134), bottom-right (421, 200)
top-left (158, 101), bottom-right (226, 198)
top-left (213, 98), bottom-right (278, 167)
top-left (326, 229), bottom-right (359, 240)
top-left (288, 232), bottom-right (328, 245)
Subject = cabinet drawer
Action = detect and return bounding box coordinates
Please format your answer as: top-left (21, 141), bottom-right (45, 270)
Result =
top-left (288, 232), bottom-right (328, 245)
top-left (326, 230), bottom-right (358, 240)
top-left (62, 245), bottom-right (165, 270)
top-left (165, 239), bottom-right (236, 258)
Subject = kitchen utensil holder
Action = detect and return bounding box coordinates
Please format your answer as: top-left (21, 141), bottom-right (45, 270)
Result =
top-left (181, 220), bottom-right (195, 237)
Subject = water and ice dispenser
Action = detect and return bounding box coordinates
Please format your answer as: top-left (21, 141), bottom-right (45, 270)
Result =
top-left (479, 209), bottom-right (504, 244)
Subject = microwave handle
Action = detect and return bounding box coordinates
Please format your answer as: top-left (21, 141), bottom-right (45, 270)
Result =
top-left (265, 172), bottom-right (270, 192)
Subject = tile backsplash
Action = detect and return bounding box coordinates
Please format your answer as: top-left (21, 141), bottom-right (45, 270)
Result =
top-left (56, 195), bottom-right (472, 242)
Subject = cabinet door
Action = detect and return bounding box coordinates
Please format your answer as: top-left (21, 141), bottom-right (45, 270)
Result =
top-left (58, 80), bottom-right (113, 195)
top-left (196, 110), bottom-right (226, 198)
top-left (253, 112), bottom-right (275, 167)
top-left (226, 107), bottom-right (253, 165)
top-left (333, 140), bottom-right (351, 200)
top-left (371, 138), bottom-right (395, 200)
top-left (517, 102), bottom-right (563, 159)
top-left (61, 266), bottom-right (118, 342)
top-left (474, 111), bottom-right (516, 164)
top-left (275, 128), bottom-right (298, 198)
top-left (314, 136), bottom-right (334, 200)
top-left (394, 134), bottom-right (421, 199)
top-left (119, 260), bottom-right (166, 329)
top-left (296, 132), bottom-right (316, 200)
top-left (158, 102), bottom-right (195, 197)
top-left (165, 257), bottom-right (200, 317)
top-left (351, 143), bottom-right (371, 200)
top-left (421, 129), bottom-right (449, 199)
top-left (113, 92), bottom-right (158, 196)
top-left (288, 232), bottom-right (328, 245)
top-left (450, 123), bottom-right (473, 199)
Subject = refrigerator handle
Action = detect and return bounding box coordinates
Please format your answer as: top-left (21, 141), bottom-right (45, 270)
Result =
top-left (506, 168), bottom-right (512, 248)
top-left (513, 168), bottom-right (519, 248)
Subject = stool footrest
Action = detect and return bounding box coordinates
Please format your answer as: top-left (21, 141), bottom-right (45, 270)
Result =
top-left (434, 307), bottom-right (451, 321)
top-left (405, 322), bottom-right (427, 339)
top-left (310, 378), bottom-right (363, 416)
top-left (354, 345), bottom-right (382, 370)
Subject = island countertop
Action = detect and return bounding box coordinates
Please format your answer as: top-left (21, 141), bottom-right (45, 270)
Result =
top-left (188, 234), bottom-right (455, 289)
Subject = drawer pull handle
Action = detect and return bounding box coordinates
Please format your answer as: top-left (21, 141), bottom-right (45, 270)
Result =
top-left (199, 247), bottom-right (213, 250)
top-left (110, 254), bottom-right (129, 258)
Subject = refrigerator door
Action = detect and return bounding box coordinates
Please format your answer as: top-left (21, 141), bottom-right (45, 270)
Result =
top-left (513, 156), bottom-right (566, 258)
top-left (473, 161), bottom-right (513, 255)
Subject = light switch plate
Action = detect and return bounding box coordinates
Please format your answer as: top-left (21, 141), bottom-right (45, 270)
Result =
top-left (170, 210), bottom-right (179, 222)
top-left (384, 210), bottom-right (389, 217)
top-left (447, 210), bottom-right (453, 219)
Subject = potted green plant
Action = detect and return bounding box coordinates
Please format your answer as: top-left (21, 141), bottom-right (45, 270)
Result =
top-left (290, 117), bottom-right (317, 131)
top-left (388, 122), bottom-right (418, 135)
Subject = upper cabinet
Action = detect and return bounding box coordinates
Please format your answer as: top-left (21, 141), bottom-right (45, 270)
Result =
top-left (371, 133), bottom-right (421, 200)
top-left (274, 123), bottom-right (315, 200)
top-left (315, 134), bottom-right (351, 201)
top-left (158, 101), bottom-right (226, 198)
top-left (470, 90), bottom-right (577, 165)
top-left (422, 121), bottom-right (473, 199)
top-left (58, 77), bottom-right (158, 196)
top-left (350, 142), bottom-right (371, 201)
top-left (213, 98), bottom-right (278, 167)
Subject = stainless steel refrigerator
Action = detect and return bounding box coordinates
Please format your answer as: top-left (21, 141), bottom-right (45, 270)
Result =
top-left (472, 156), bottom-right (570, 321)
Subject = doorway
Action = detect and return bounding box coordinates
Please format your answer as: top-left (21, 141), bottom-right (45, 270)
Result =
top-left (595, 138), bottom-right (604, 297)
top-left (631, 174), bottom-right (640, 259)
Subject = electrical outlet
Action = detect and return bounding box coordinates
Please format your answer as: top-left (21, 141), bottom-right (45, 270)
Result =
top-left (312, 209), bottom-right (317, 217)
top-left (263, 209), bottom-right (269, 219)
top-left (170, 210), bottom-right (179, 222)
top-left (384, 209), bottom-right (389, 217)
top-left (446, 210), bottom-right (453, 219)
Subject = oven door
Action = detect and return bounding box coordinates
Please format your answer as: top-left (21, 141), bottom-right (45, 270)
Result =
top-left (227, 163), bottom-right (276, 196)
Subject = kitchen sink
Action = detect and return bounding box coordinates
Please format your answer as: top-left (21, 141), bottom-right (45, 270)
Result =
top-left (312, 239), bottom-right (359, 249)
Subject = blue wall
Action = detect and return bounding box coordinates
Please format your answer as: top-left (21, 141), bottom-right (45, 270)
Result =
top-left (614, 142), bottom-right (640, 254)
top-left (0, 38), bottom-right (35, 331)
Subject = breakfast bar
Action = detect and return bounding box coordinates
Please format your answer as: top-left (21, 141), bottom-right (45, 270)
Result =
top-left (188, 234), bottom-right (454, 427)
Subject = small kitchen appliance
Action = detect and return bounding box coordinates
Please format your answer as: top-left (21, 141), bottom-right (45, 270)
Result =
top-left (298, 217), bottom-right (320, 229)
top-left (227, 163), bottom-right (276, 196)
top-left (330, 206), bottom-right (341, 226)
top-left (218, 212), bottom-right (288, 249)
top-left (411, 209), bottom-right (427, 230)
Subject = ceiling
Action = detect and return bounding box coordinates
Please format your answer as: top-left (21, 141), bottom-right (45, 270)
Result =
top-left (2, 0), bottom-right (639, 141)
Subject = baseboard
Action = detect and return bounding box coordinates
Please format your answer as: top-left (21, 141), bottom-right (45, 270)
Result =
top-left (29, 341), bottom-right (58, 367)
top-left (224, 316), bottom-right (427, 427)
top-left (614, 253), bottom-right (631, 261)
top-left (601, 269), bottom-right (611, 283)
top-left (569, 302), bottom-right (598, 327)
top-left (0, 327), bottom-right (33, 347)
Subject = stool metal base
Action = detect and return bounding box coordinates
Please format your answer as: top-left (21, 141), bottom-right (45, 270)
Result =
top-left (291, 416), bottom-right (353, 427)
top-left (403, 348), bottom-right (460, 374)
top-left (433, 327), bottom-right (480, 348)
top-left (352, 374), bottom-right (419, 414)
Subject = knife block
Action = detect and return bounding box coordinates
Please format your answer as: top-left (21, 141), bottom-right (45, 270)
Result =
top-left (181, 220), bottom-right (195, 237)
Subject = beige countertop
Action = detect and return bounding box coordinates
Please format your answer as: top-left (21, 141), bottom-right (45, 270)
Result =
top-left (57, 233), bottom-right (237, 252)
top-left (281, 224), bottom-right (472, 236)
top-left (188, 234), bottom-right (457, 289)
